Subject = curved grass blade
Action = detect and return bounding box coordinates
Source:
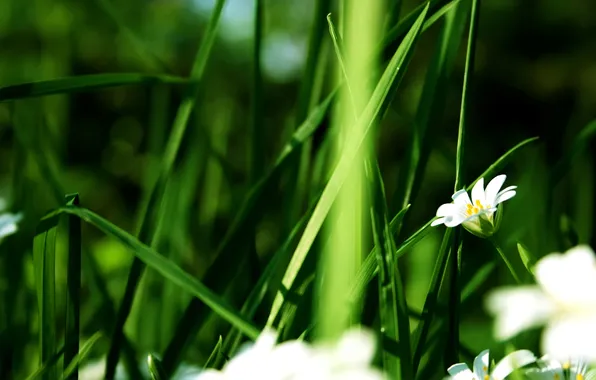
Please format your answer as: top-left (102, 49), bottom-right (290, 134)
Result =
top-left (0, 73), bottom-right (193, 102)
top-left (62, 332), bottom-right (103, 379)
top-left (54, 205), bottom-right (261, 339)
top-left (550, 120), bottom-right (596, 185)
top-left (106, 0), bottom-right (229, 377)
top-left (267, 3), bottom-right (430, 329)
top-left (467, 136), bottom-right (539, 191)
top-left (203, 336), bottom-right (223, 369)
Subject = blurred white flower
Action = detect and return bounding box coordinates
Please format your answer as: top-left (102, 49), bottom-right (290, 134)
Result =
top-left (197, 327), bottom-right (384, 379)
top-left (446, 349), bottom-right (536, 380)
top-left (524, 356), bottom-right (596, 380)
top-left (486, 245), bottom-right (596, 362)
top-left (0, 200), bottom-right (22, 241)
top-left (431, 174), bottom-right (517, 238)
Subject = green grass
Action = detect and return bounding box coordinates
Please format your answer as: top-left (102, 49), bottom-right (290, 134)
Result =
top-left (0, 0), bottom-right (594, 379)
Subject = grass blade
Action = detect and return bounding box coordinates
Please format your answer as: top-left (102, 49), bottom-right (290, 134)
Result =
top-left (64, 194), bottom-right (81, 380)
top-left (160, 92), bottom-right (334, 375)
top-left (147, 355), bottom-right (167, 380)
top-left (0, 73), bottom-right (193, 102)
top-left (106, 0), bottom-right (229, 377)
top-left (62, 332), bottom-right (103, 379)
top-left (369, 162), bottom-right (412, 379)
top-left (203, 336), bottom-right (223, 369)
top-left (267, 3), bottom-right (430, 328)
top-left (55, 205), bottom-right (261, 339)
top-left (33, 214), bottom-right (59, 380)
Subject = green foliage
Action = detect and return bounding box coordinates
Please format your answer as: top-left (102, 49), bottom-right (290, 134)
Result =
top-left (0, 0), bottom-right (593, 379)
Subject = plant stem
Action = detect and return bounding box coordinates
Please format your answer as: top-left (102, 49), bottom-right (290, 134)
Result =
top-left (489, 237), bottom-right (522, 284)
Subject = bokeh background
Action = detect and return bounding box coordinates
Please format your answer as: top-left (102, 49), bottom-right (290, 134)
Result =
top-left (1, 0), bottom-right (595, 378)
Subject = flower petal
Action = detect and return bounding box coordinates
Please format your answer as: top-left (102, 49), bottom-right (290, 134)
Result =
top-left (452, 189), bottom-right (472, 206)
top-left (436, 203), bottom-right (457, 217)
top-left (494, 190), bottom-right (516, 205)
top-left (542, 314), bottom-right (596, 363)
top-left (447, 363), bottom-right (475, 379)
top-left (471, 178), bottom-right (486, 205)
top-left (333, 327), bottom-right (376, 366)
top-left (534, 245), bottom-right (596, 308)
top-left (491, 349), bottom-right (537, 380)
top-left (444, 213), bottom-right (467, 228)
top-left (431, 217), bottom-right (447, 227)
top-left (484, 175), bottom-right (507, 205)
top-left (196, 369), bottom-right (226, 380)
top-left (472, 349), bottom-right (489, 377)
top-left (484, 286), bottom-right (555, 340)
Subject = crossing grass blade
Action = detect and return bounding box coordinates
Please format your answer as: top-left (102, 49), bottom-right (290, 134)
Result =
top-left (218, 199), bottom-right (316, 365)
top-left (106, 0), bottom-right (228, 377)
top-left (392, 0), bottom-right (469, 213)
top-left (267, 3), bottom-right (430, 328)
top-left (64, 194), bottom-right (81, 380)
top-left (33, 213), bottom-right (60, 380)
top-left (51, 205), bottom-right (261, 340)
top-left (62, 332), bottom-right (103, 379)
top-left (24, 346), bottom-right (65, 380)
top-left (0, 73), bottom-right (193, 102)
top-left (160, 92), bottom-right (334, 375)
top-left (369, 161), bottom-right (412, 379)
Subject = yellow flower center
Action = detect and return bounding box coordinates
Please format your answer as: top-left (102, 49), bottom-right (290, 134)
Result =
top-left (465, 200), bottom-right (490, 217)
top-left (554, 374), bottom-right (560, 380)
top-left (577, 374), bottom-right (584, 380)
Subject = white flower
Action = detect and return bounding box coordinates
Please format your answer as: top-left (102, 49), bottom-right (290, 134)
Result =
top-left (197, 327), bottom-right (384, 380)
top-left (485, 245), bottom-right (596, 362)
top-left (0, 199), bottom-right (22, 241)
top-left (524, 356), bottom-right (596, 380)
top-left (431, 174), bottom-right (517, 237)
top-left (446, 349), bottom-right (536, 379)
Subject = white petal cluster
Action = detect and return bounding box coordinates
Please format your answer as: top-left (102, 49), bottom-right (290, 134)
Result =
top-left (486, 245), bottom-right (596, 362)
top-left (525, 356), bottom-right (596, 380)
top-left (432, 174), bottom-right (517, 237)
top-left (197, 327), bottom-right (384, 380)
top-left (446, 349), bottom-right (536, 380)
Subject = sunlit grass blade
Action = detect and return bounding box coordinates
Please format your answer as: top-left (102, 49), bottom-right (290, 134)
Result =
top-left (33, 214), bottom-right (59, 380)
top-left (53, 205), bottom-right (261, 340)
top-left (62, 332), bottom-right (103, 379)
top-left (218, 200), bottom-right (315, 364)
top-left (369, 161), bottom-right (412, 379)
top-left (161, 92), bottom-right (334, 375)
top-left (147, 355), bottom-right (167, 380)
top-left (64, 194), bottom-right (81, 380)
top-left (106, 0), bottom-right (228, 377)
top-left (0, 73), bottom-right (193, 102)
top-left (267, 3), bottom-right (430, 329)
top-left (24, 346), bottom-right (65, 380)
top-left (203, 336), bottom-right (223, 369)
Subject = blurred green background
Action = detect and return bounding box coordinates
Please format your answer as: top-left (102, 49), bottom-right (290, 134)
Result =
top-left (1, 0), bottom-right (595, 378)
